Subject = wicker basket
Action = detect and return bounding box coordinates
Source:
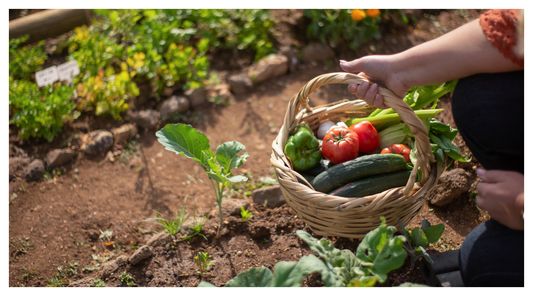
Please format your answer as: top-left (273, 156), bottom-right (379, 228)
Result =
top-left (270, 72), bottom-right (444, 239)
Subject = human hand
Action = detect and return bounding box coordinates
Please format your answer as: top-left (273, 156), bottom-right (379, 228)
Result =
top-left (340, 55), bottom-right (411, 109)
top-left (475, 168), bottom-right (524, 230)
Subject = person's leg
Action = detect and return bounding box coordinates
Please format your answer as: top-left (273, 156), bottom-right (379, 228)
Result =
top-left (458, 219), bottom-right (524, 286)
top-left (452, 71), bottom-right (524, 286)
top-left (451, 70), bottom-right (524, 173)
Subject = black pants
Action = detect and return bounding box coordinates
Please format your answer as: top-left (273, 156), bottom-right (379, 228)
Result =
top-left (452, 71), bottom-right (524, 287)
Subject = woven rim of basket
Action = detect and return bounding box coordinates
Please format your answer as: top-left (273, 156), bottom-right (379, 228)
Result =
top-left (270, 72), bottom-right (444, 238)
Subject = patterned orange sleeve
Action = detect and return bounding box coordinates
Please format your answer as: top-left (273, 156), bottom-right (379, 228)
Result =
top-left (479, 9), bottom-right (524, 67)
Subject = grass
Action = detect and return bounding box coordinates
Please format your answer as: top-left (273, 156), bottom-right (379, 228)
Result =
top-left (195, 251), bottom-right (215, 276)
top-left (179, 199), bottom-right (207, 242)
top-left (144, 197), bottom-right (189, 235)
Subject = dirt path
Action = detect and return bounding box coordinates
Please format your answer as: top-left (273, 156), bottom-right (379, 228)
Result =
top-left (9, 9), bottom-right (488, 287)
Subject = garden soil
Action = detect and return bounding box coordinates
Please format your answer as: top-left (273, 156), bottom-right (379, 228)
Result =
top-left (8, 9), bottom-right (489, 287)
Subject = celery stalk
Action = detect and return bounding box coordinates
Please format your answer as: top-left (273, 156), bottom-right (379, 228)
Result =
top-left (346, 109), bottom-right (443, 128)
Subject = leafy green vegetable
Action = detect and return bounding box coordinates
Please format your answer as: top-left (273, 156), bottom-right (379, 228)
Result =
top-left (398, 219), bottom-right (445, 271)
top-left (156, 124), bottom-right (248, 237)
top-left (428, 118), bottom-right (471, 163)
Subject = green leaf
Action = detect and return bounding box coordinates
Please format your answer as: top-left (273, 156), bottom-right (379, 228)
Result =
top-left (429, 133), bottom-right (470, 162)
top-left (156, 124), bottom-right (214, 171)
top-left (347, 276), bottom-right (378, 287)
top-left (296, 230), bottom-right (344, 268)
top-left (418, 246), bottom-right (434, 264)
top-left (215, 141), bottom-right (249, 174)
top-left (355, 217), bottom-right (407, 283)
top-left (225, 267), bottom-right (273, 287)
top-left (198, 281), bottom-right (216, 287)
top-left (424, 224), bottom-right (445, 244)
top-left (397, 220), bottom-right (412, 245)
top-left (411, 227), bottom-right (428, 248)
top-left (421, 219), bottom-right (431, 231)
top-left (196, 38), bottom-right (210, 54)
top-left (272, 255), bottom-right (337, 287)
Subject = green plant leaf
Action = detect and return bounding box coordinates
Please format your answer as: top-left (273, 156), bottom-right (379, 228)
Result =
top-left (418, 246), bottom-right (434, 264)
top-left (354, 217), bottom-right (407, 283)
top-left (424, 224), bottom-right (445, 244)
top-left (411, 227), bottom-right (428, 248)
top-left (347, 276), bottom-right (378, 287)
top-left (272, 255), bottom-right (339, 287)
top-left (225, 267), bottom-right (274, 287)
top-left (397, 220), bottom-right (412, 245)
top-left (215, 141), bottom-right (249, 174)
top-left (198, 281), bottom-right (215, 287)
top-left (156, 124), bottom-right (214, 171)
top-left (296, 230), bottom-right (344, 268)
top-left (421, 219), bottom-right (431, 231)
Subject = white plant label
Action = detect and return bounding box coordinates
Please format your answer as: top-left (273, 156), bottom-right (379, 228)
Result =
top-left (57, 60), bottom-right (80, 82)
top-left (35, 66), bottom-right (59, 87)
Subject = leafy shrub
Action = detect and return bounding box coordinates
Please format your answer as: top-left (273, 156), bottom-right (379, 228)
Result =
top-left (9, 78), bottom-right (77, 142)
top-left (304, 9), bottom-right (383, 50)
top-left (9, 35), bottom-right (47, 80)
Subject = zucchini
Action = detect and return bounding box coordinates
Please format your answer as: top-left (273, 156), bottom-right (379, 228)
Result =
top-left (311, 154), bottom-right (407, 193)
top-left (329, 170), bottom-right (412, 197)
top-left (296, 174), bottom-right (315, 189)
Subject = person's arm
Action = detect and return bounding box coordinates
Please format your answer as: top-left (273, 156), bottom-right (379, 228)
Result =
top-left (475, 169), bottom-right (524, 231)
top-left (340, 19), bottom-right (523, 108)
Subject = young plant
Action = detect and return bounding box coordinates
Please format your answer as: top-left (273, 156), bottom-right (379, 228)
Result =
top-left (240, 206), bottom-right (253, 222)
top-left (398, 219), bottom-right (445, 274)
top-left (144, 201), bottom-right (188, 236)
top-left (195, 251), bottom-right (215, 276)
top-left (120, 271), bottom-right (134, 286)
top-left (199, 217), bottom-right (408, 287)
top-left (180, 200), bottom-right (208, 242)
top-left (90, 278), bottom-right (105, 287)
top-left (156, 123), bottom-right (248, 238)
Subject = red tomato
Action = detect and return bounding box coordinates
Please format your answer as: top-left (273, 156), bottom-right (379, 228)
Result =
top-left (381, 144), bottom-right (411, 163)
top-left (322, 127), bottom-right (359, 164)
top-left (348, 121), bottom-right (380, 153)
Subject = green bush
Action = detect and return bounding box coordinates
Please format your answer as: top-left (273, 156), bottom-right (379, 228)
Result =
top-left (9, 35), bottom-right (47, 81)
top-left (9, 78), bottom-right (77, 142)
top-left (304, 9), bottom-right (383, 50)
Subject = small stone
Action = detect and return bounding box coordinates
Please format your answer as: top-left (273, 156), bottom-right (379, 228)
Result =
top-left (252, 185), bottom-right (286, 208)
top-left (80, 130), bottom-right (114, 155)
top-left (227, 72), bottom-right (253, 95)
top-left (131, 109), bottom-right (160, 129)
top-left (302, 43), bottom-right (335, 62)
top-left (22, 159), bottom-right (45, 182)
top-left (427, 168), bottom-right (475, 206)
top-left (9, 157), bottom-right (31, 173)
top-left (206, 83), bottom-right (234, 104)
top-left (248, 54), bottom-right (288, 84)
top-left (185, 87), bottom-right (206, 108)
top-left (270, 128), bottom-right (278, 134)
top-left (112, 123), bottom-right (138, 145)
top-left (221, 199), bottom-right (252, 217)
top-left (44, 149), bottom-right (78, 168)
top-left (159, 95), bottom-right (190, 119)
top-left (128, 245), bottom-right (153, 265)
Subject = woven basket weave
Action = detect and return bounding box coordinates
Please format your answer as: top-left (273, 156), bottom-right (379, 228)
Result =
top-left (270, 72), bottom-right (444, 239)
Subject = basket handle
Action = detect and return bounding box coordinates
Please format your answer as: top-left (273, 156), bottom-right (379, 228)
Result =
top-left (281, 72), bottom-right (435, 195)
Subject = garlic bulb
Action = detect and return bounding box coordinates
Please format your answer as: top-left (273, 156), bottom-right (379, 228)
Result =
top-left (317, 120), bottom-right (335, 140)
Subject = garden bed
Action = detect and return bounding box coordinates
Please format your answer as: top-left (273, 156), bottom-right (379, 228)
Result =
top-left (8, 9), bottom-right (488, 287)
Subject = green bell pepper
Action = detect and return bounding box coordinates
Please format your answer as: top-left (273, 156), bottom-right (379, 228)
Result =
top-left (284, 123), bottom-right (322, 171)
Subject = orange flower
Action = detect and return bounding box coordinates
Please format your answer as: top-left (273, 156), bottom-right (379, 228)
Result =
top-left (351, 9), bottom-right (366, 21)
top-left (366, 9), bottom-right (381, 18)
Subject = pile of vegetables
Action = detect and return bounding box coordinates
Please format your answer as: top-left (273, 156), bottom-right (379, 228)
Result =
top-left (284, 80), bottom-right (470, 198)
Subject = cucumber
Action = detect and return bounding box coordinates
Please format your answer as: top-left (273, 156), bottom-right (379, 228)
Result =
top-left (299, 159), bottom-right (334, 176)
top-left (329, 170), bottom-right (412, 197)
top-left (311, 154), bottom-right (407, 193)
top-left (296, 174), bottom-right (315, 189)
